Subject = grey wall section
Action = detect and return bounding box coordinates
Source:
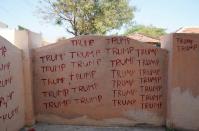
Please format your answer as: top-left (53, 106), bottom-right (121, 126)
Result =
top-left (33, 36), bottom-right (168, 126)
top-left (0, 36), bottom-right (25, 131)
top-left (162, 33), bottom-right (199, 130)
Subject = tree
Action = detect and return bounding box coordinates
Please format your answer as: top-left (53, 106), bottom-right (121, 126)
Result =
top-left (124, 25), bottom-right (166, 38)
top-left (38, 0), bottom-right (135, 36)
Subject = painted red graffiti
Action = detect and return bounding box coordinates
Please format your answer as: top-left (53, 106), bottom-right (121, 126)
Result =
top-left (0, 106), bottom-right (19, 122)
top-left (176, 37), bottom-right (193, 44)
top-left (112, 99), bottom-right (136, 107)
top-left (141, 102), bottom-right (162, 109)
top-left (139, 68), bottom-right (160, 76)
top-left (110, 56), bottom-right (134, 67)
top-left (40, 53), bottom-right (65, 63)
top-left (140, 85), bottom-right (162, 92)
top-left (0, 62), bottom-right (10, 72)
top-left (176, 37), bottom-right (198, 52)
top-left (0, 91), bottom-right (14, 108)
top-left (70, 59), bottom-right (101, 68)
top-left (137, 59), bottom-right (159, 67)
top-left (113, 89), bottom-right (136, 98)
top-left (0, 46), bottom-right (7, 57)
top-left (140, 93), bottom-right (163, 110)
top-left (106, 47), bottom-right (134, 55)
top-left (177, 44), bottom-right (198, 52)
top-left (139, 76), bottom-right (162, 84)
top-left (43, 95), bottom-right (103, 109)
top-left (73, 95), bottom-right (102, 104)
top-left (43, 99), bottom-right (71, 109)
top-left (41, 63), bottom-right (66, 73)
top-left (140, 94), bottom-right (162, 101)
top-left (68, 49), bottom-right (101, 59)
top-left (41, 77), bottom-right (65, 86)
top-left (112, 79), bottom-right (134, 88)
top-left (42, 88), bottom-right (69, 98)
top-left (71, 39), bottom-right (94, 47)
top-left (106, 37), bottom-right (130, 45)
top-left (0, 76), bottom-right (12, 88)
top-left (135, 48), bottom-right (158, 57)
top-left (69, 70), bottom-right (96, 81)
top-left (111, 69), bottom-right (135, 78)
top-left (70, 82), bottom-right (97, 93)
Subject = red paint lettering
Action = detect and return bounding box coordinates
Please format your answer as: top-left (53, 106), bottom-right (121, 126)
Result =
top-left (106, 37), bottom-right (130, 45)
top-left (40, 53), bottom-right (65, 63)
top-left (141, 94), bottom-right (162, 101)
top-left (70, 83), bottom-right (97, 93)
top-left (42, 88), bottom-right (69, 98)
top-left (0, 46), bottom-right (7, 57)
top-left (73, 95), bottom-right (102, 104)
top-left (106, 47), bottom-right (134, 55)
top-left (176, 38), bottom-right (193, 44)
top-left (140, 76), bottom-right (162, 84)
top-left (112, 79), bottom-right (134, 88)
top-left (71, 59), bottom-right (101, 68)
top-left (140, 85), bottom-right (162, 92)
top-left (141, 102), bottom-right (162, 109)
top-left (71, 39), bottom-right (94, 47)
top-left (43, 99), bottom-right (71, 109)
top-left (137, 59), bottom-right (159, 66)
top-left (0, 62), bottom-right (10, 72)
top-left (111, 69), bottom-right (135, 78)
top-left (177, 44), bottom-right (198, 52)
top-left (0, 91), bottom-right (15, 108)
top-left (69, 49), bottom-right (101, 59)
top-left (136, 48), bottom-right (158, 57)
top-left (112, 99), bottom-right (136, 107)
top-left (41, 63), bottom-right (66, 73)
top-left (110, 57), bottom-right (134, 67)
top-left (69, 70), bottom-right (96, 81)
top-left (113, 89), bottom-right (136, 98)
top-left (41, 77), bottom-right (65, 86)
top-left (0, 106), bottom-right (19, 122)
top-left (139, 69), bottom-right (160, 76)
top-left (0, 76), bottom-right (12, 88)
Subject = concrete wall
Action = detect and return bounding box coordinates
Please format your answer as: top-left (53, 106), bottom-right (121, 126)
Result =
top-left (0, 28), bottom-right (43, 49)
top-left (33, 36), bottom-right (168, 126)
top-left (0, 29), bottom-right (43, 126)
top-left (0, 36), bottom-right (25, 131)
top-left (0, 29), bottom-right (15, 45)
top-left (15, 30), bottom-right (36, 126)
top-left (161, 33), bottom-right (199, 130)
top-left (1, 32), bottom-right (198, 130)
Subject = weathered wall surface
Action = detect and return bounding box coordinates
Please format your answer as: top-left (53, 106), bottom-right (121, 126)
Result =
top-left (161, 33), bottom-right (199, 130)
top-left (0, 36), bottom-right (25, 131)
top-left (15, 30), bottom-right (40, 125)
top-left (33, 36), bottom-right (168, 126)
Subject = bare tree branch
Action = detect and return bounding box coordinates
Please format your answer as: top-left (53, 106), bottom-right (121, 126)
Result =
top-left (66, 28), bottom-right (75, 35)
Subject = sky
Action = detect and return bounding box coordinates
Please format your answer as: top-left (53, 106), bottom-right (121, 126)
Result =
top-left (0, 0), bottom-right (199, 42)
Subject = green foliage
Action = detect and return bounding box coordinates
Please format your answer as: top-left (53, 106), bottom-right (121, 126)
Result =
top-left (18, 25), bottom-right (28, 30)
top-left (166, 127), bottom-right (176, 131)
top-left (125, 25), bottom-right (166, 38)
top-left (39, 0), bottom-right (135, 36)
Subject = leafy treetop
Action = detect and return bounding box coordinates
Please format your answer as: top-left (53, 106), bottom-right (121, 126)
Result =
top-left (38, 0), bottom-right (135, 36)
top-left (124, 25), bottom-right (167, 38)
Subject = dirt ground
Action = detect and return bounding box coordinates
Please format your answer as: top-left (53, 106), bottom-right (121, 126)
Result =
top-left (21, 123), bottom-right (166, 131)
